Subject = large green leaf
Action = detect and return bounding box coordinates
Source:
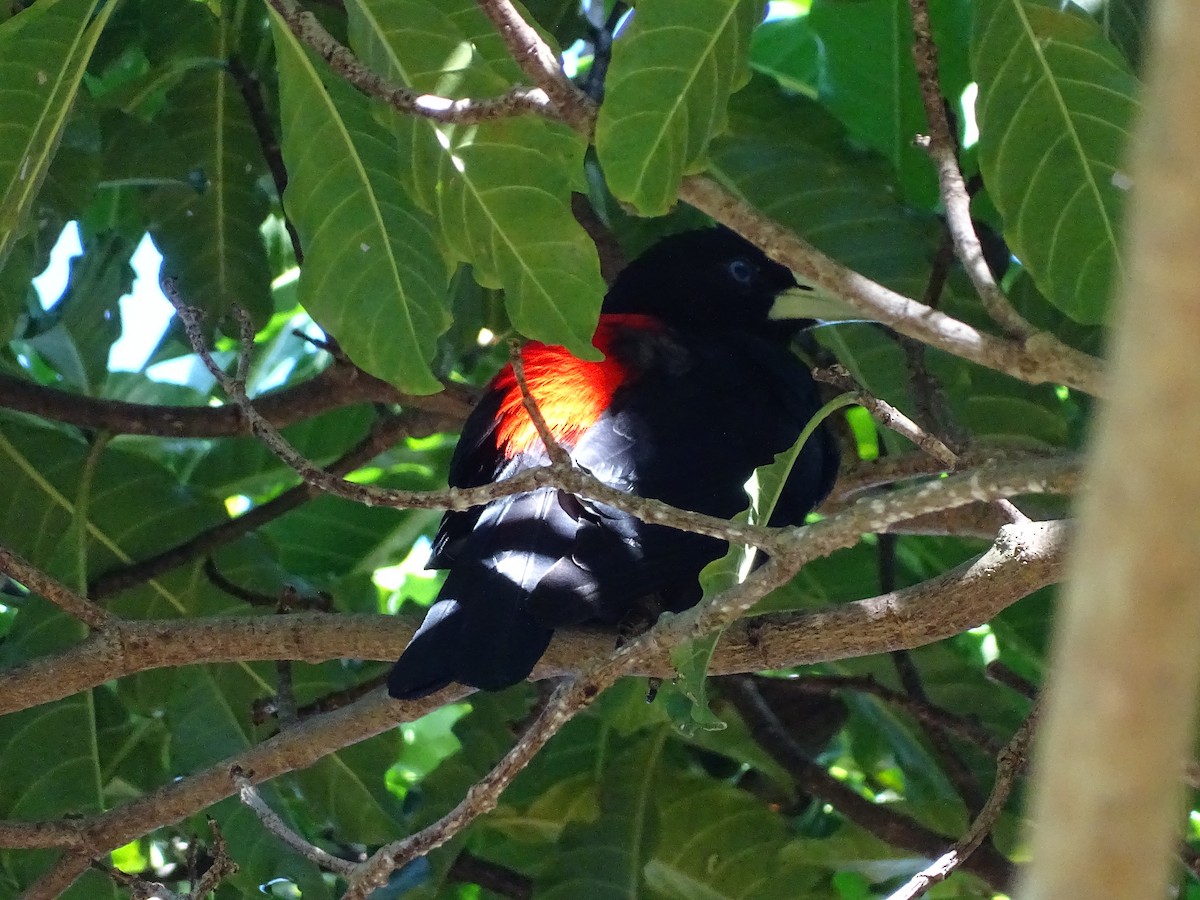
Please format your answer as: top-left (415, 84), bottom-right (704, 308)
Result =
top-left (808, 0), bottom-right (972, 207)
top-left (269, 10), bottom-right (452, 395)
top-left (347, 0), bottom-right (605, 360)
top-left (596, 0), bottom-right (765, 215)
top-left (0, 0), bottom-right (115, 271)
top-left (972, 0), bottom-right (1139, 324)
top-left (145, 66), bottom-right (274, 327)
top-left (646, 776), bottom-right (824, 900)
top-left (537, 731), bottom-right (667, 898)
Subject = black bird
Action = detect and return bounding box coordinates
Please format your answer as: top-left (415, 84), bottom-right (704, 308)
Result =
top-left (388, 228), bottom-right (840, 700)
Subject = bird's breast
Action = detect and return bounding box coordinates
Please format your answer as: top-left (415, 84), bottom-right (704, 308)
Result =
top-left (491, 314), bottom-right (667, 457)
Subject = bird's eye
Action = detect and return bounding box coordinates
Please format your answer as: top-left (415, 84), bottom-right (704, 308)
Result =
top-left (726, 258), bottom-right (756, 285)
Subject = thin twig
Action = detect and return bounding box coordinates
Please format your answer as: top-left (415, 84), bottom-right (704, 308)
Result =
top-left (0, 367), bottom-right (470, 438)
top-left (342, 678), bottom-right (592, 897)
top-left (448, 851), bottom-right (533, 899)
top-left (192, 817), bottom-right (239, 897)
top-left (0, 545), bottom-right (111, 630)
top-left (813, 364), bottom-right (958, 468)
top-left (227, 55), bottom-right (304, 264)
top-left (906, 0), bottom-right (1034, 340)
top-left (89, 413), bottom-right (423, 599)
top-left (90, 861), bottom-right (185, 900)
top-left (474, 0), bottom-right (598, 134)
top-left (677, 175), bottom-right (1106, 396)
top-left (985, 660), bottom-right (1040, 700)
top-left (886, 701), bottom-right (1040, 899)
top-left (723, 676), bottom-right (1014, 888)
top-left (163, 291), bottom-right (791, 551)
top-left (508, 338), bottom-right (571, 464)
top-left (233, 768), bottom-right (355, 875)
top-left (265, 0), bottom-right (559, 125)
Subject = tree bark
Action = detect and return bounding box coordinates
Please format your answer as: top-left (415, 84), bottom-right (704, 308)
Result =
top-left (1017, 0), bottom-right (1200, 895)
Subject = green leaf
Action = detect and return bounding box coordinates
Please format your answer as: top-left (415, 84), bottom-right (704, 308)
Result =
top-left (749, 15), bottom-right (820, 98)
top-left (25, 231), bottom-right (133, 391)
top-left (347, 0), bottom-right (605, 361)
top-left (537, 731), bottom-right (667, 898)
top-left (596, 0), bottom-right (765, 215)
top-left (269, 9), bottom-right (452, 394)
top-left (0, 0), bottom-right (116, 271)
top-left (972, 0), bottom-right (1139, 324)
top-left (646, 776), bottom-right (816, 900)
top-left (710, 79), bottom-right (944, 298)
top-left (145, 66), bottom-right (274, 327)
top-left (671, 393), bottom-right (854, 730)
top-left (806, 0), bottom-right (972, 206)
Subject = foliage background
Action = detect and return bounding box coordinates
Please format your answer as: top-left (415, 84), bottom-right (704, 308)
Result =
top-left (0, 0), bottom-right (1173, 897)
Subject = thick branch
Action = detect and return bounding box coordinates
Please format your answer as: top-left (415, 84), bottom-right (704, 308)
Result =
top-left (0, 512), bottom-right (1068, 717)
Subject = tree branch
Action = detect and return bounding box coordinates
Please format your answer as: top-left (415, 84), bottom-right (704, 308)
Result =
top-left (722, 676), bottom-right (1014, 890)
top-left (88, 411), bottom-right (429, 599)
top-left (886, 701), bottom-right (1039, 899)
top-left (264, 0), bottom-right (560, 125)
top-left (0, 545), bottom-right (110, 630)
top-left (906, 0), bottom-right (1034, 340)
top-left (676, 175), bottom-right (1106, 396)
top-left (0, 516), bottom-right (1068, 717)
top-left (474, 0), bottom-right (598, 134)
top-left (0, 366), bottom-right (471, 437)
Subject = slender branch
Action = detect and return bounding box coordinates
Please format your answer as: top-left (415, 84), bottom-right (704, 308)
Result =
top-left (677, 175), bottom-right (1106, 396)
top-left (234, 769), bottom-right (355, 875)
top-left (192, 818), bottom-right (239, 897)
top-left (474, 0), bottom-right (598, 134)
top-left (886, 701), bottom-right (1040, 899)
top-left (227, 55), bottom-right (304, 264)
top-left (12, 686), bottom-right (466, 896)
top-left (507, 338), bottom-right (571, 464)
top-left (91, 861), bottom-right (185, 900)
top-left (343, 678), bottom-right (593, 897)
top-left (722, 676), bottom-right (1014, 888)
top-left (813, 364), bottom-right (958, 468)
top-left (778, 675), bottom-right (1004, 755)
top-left (906, 0), bottom-right (1034, 340)
top-left (88, 412), bottom-right (426, 599)
top-left (0, 366), bottom-right (470, 437)
top-left (0, 545), bottom-right (111, 630)
top-left (265, 0), bottom-right (559, 124)
top-left (448, 851), bottom-right (532, 900)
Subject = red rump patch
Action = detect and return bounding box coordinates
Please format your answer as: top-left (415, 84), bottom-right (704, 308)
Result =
top-left (493, 314), bottom-right (660, 457)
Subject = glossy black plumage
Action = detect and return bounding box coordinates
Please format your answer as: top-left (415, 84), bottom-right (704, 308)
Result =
top-left (387, 229), bottom-right (840, 700)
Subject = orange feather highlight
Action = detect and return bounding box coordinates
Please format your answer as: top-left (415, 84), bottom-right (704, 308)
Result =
top-left (493, 315), bottom-right (659, 457)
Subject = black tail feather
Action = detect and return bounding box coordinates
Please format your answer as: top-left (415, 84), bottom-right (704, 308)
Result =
top-left (388, 570), bottom-right (555, 700)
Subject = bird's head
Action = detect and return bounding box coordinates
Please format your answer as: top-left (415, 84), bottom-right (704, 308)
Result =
top-left (601, 227), bottom-right (825, 338)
